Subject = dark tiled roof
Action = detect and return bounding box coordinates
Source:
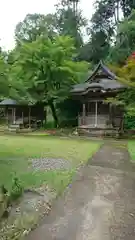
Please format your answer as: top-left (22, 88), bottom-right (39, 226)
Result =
top-left (0, 99), bottom-right (36, 106)
top-left (71, 83), bottom-right (90, 93)
top-left (98, 78), bottom-right (123, 90)
top-left (71, 61), bottom-right (125, 94)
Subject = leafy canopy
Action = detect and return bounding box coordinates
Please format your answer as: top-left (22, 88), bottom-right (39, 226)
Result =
top-left (10, 35), bottom-right (89, 104)
top-left (0, 54), bottom-right (9, 98)
top-left (15, 13), bottom-right (57, 43)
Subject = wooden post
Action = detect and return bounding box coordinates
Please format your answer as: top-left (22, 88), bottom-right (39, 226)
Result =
top-left (95, 101), bottom-right (98, 127)
top-left (12, 108), bottom-right (14, 123)
top-left (29, 107), bottom-right (31, 128)
top-left (78, 112), bottom-right (79, 126)
top-left (22, 111), bottom-right (24, 128)
top-left (13, 108), bottom-right (16, 124)
top-left (7, 108), bottom-right (9, 125)
top-left (82, 103), bottom-right (86, 125)
top-left (109, 103), bottom-right (112, 127)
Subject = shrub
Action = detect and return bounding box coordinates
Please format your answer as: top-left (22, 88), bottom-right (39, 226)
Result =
top-left (10, 177), bottom-right (23, 201)
top-left (0, 186), bottom-right (9, 219)
top-left (124, 114), bottom-right (135, 129)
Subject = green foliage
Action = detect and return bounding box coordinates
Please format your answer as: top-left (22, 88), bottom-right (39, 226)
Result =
top-left (11, 36), bottom-right (88, 102)
top-left (121, 0), bottom-right (135, 17)
top-left (78, 0), bottom-right (115, 63)
top-left (124, 114), bottom-right (135, 129)
top-left (44, 120), bottom-right (55, 129)
top-left (15, 13), bottom-right (57, 43)
top-left (128, 140), bottom-right (135, 161)
top-left (0, 186), bottom-right (9, 219)
top-left (107, 59), bottom-right (135, 130)
top-left (57, 99), bottom-right (81, 127)
top-left (109, 59), bottom-right (135, 88)
top-left (10, 177), bottom-right (23, 201)
top-left (9, 35), bottom-right (88, 126)
top-left (79, 0), bottom-right (135, 64)
top-left (0, 54), bottom-right (9, 98)
top-left (124, 102), bottom-right (135, 129)
top-left (0, 177), bottom-right (23, 220)
top-left (91, 0), bottom-right (116, 31)
top-left (15, 2), bottom-right (86, 49)
top-left (55, 0), bottom-right (86, 48)
top-left (108, 10), bottom-right (135, 64)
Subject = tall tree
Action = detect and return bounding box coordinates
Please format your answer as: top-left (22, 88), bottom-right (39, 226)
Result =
top-left (121, 0), bottom-right (135, 17)
top-left (108, 10), bottom-right (135, 65)
top-left (15, 13), bottom-right (57, 43)
top-left (107, 56), bottom-right (135, 129)
top-left (0, 54), bottom-right (9, 98)
top-left (55, 0), bottom-right (86, 48)
top-left (10, 35), bottom-right (89, 126)
top-left (69, 0), bottom-right (80, 16)
top-left (78, 0), bottom-right (116, 64)
top-left (79, 0), bottom-right (135, 64)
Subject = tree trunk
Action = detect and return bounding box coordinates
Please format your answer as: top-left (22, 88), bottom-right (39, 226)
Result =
top-left (49, 100), bottom-right (59, 128)
top-left (116, 0), bottom-right (120, 23)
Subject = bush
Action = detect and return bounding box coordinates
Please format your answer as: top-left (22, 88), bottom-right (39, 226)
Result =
top-left (59, 117), bottom-right (78, 128)
top-left (10, 177), bottom-right (23, 201)
top-left (43, 120), bottom-right (55, 129)
top-left (124, 114), bottom-right (135, 129)
top-left (57, 99), bottom-right (81, 128)
top-left (0, 186), bottom-right (9, 219)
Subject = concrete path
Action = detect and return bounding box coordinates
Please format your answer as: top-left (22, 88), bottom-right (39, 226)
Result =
top-left (26, 142), bottom-right (135, 240)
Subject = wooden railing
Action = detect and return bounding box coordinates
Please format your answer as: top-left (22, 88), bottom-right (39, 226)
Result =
top-left (78, 114), bottom-right (110, 127)
top-left (78, 113), bottom-right (122, 128)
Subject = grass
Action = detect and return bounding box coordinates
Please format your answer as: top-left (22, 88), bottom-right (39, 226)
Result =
top-left (128, 140), bottom-right (135, 161)
top-left (0, 135), bottom-right (100, 193)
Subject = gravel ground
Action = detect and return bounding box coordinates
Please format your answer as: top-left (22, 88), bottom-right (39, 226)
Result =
top-left (30, 158), bottom-right (72, 171)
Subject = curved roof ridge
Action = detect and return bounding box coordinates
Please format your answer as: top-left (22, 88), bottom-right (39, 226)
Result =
top-left (86, 61), bottom-right (116, 83)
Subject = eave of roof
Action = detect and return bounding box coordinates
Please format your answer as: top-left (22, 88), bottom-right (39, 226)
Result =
top-left (71, 79), bottom-right (125, 94)
top-left (0, 99), bottom-right (18, 106)
top-left (0, 99), bottom-right (35, 106)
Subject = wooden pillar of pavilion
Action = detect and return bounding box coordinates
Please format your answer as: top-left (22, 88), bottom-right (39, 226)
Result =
top-left (95, 101), bottom-right (98, 127)
top-left (82, 103), bottom-right (86, 125)
top-left (13, 108), bottom-right (16, 124)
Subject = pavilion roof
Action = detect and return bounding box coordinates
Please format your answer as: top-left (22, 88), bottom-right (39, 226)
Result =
top-left (71, 61), bottom-right (125, 95)
top-left (0, 99), bottom-right (18, 106)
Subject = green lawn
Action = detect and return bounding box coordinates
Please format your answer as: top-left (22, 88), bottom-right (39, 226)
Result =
top-left (0, 135), bottom-right (100, 194)
top-left (128, 140), bottom-right (135, 161)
